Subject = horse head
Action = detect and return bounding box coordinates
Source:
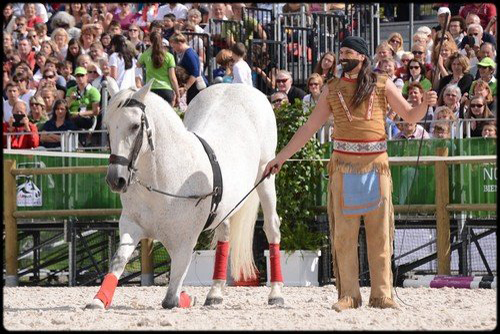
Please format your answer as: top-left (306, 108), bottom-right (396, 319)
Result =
top-left (104, 80), bottom-right (155, 193)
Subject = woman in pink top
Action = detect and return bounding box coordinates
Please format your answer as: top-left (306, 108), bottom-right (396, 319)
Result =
top-left (113, 3), bottom-right (139, 31)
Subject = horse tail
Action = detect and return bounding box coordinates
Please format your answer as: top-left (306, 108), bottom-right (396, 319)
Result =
top-left (228, 190), bottom-right (260, 282)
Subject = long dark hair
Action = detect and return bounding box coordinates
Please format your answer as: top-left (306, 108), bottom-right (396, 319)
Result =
top-left (313, 52), bottom-right (337, 80)
top-left (405, 59), bottom-right (425, 81)
top-left (150, 31), bottom-right (165, 69)
top-left (110, 34), bottom-right (133, 70)
top-left (65, 38), bottom-right (82, 69)
top-left (352, 57), bottom-right (377, 109)
top-left (51, 99), bottom-right (71, 122)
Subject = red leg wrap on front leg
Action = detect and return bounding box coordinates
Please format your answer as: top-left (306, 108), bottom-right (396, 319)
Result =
top-left (213, 241), bottom-right (230, 280)
top-left (269, 243), bottom-right (283, 282)
top-left (179, 291), bottom-right (192, 308)
top-left (94, 273), bottom-right (118, 309)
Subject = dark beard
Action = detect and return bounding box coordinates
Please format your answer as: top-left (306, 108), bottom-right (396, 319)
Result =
top-left (340, 59), bottom-right (360, 73)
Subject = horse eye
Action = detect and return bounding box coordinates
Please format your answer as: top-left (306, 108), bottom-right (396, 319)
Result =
top-left (131, 124), bottom-right (140, 131)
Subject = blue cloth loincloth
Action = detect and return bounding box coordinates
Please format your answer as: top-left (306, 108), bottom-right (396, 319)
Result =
top-left (341, 170), bottom-right (382, 216)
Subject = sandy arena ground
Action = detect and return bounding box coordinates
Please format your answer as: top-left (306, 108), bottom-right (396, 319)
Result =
top-left (3, 285), bottom-right (497, 330)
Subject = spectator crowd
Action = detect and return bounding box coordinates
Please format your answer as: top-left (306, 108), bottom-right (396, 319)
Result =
top-left (2, 3), bottom-right (497, 150)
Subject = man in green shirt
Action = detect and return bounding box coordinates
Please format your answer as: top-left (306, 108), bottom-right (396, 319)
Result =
top-left (66, 67), bottom-right (101, 129)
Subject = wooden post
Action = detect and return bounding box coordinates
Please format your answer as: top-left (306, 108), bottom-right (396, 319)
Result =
top-left (4, 160), bottom-right (18, 286)
top-left (141, 238), bottom-right (154, 286)
top-left (435, 147), bottom-right (451, 275)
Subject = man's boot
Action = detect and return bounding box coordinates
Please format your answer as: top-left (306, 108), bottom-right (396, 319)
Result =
top-left (332, 296), bottom-right (361, 312)
top-left (368, 297), bottom-right (399, 309)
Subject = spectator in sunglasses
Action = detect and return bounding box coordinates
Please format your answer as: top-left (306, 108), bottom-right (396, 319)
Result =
top-left (395, 51), bottom-right (414, 79)
top-left (469, 79), bottom-right (496, 115)
top-left (464, 95), bottom-right (495, 137)
top-left (401, 60), bottom-right (432, 98)
top-left (270, 91), bottom-right (288, 110)
top-left (275, 70), bottom-right (305, 105)
top-left (410, 42), bottom-right (432, 74)
top-left (469, 57), bottom-right (497, 98)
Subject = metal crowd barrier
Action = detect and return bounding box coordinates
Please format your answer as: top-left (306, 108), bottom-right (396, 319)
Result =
top-left (4, 130), bottom-right (110, 153)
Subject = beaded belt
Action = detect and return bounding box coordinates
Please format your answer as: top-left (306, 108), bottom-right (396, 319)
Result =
top-left (333, 139), bottom-right (387, 155)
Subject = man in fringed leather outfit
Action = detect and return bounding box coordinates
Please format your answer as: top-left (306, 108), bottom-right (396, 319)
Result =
top-left (264, 36), bottom-right (437, 312)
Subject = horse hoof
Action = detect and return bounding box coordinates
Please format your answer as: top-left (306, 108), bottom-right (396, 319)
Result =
top-left (85, 299), bottom-right (105, 310)
top-left (162, 292), bottom-right (196, 309)
top-left (268, 297), bottom-right (284, 306)
top-left (204, 297), bottom-right (223, 306)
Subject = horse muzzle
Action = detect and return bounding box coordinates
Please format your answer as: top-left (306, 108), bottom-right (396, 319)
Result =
top-left (106, 165), bottom-right (129, 193)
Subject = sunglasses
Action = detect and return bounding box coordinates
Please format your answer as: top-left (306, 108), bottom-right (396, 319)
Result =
top-left (276, 79), bottom-right (288, 84)
top-left (402, 59), bottom-right (411, 62)
top-left (129, 29), bottom-right (138, 32)
top-left (412, 51), bottom-right (423, 55)
top-left (272, 98), bottom-right (284, 104)
top-left (468, 33), bottom-right (479, 36)
top-left (87, 70), bottom-right (98, 74)
top-left (43, 75), bottom-right (55, 79)
top-left (409, 66), bottom-right (420, 70)
top-left (470, 104), bottom-right (484, 108)
top-left (477, 65), bottom-right (491, 69)
top-left (75, 74), bottom-right (85, 77)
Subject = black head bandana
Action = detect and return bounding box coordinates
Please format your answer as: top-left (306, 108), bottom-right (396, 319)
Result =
top-left (341, 36), bottom-right (369, 57)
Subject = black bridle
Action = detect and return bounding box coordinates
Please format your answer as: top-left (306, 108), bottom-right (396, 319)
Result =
top-left (107, 97), bottom-right (223, 230)
top-left (108, 98), bottom-right (154, 185)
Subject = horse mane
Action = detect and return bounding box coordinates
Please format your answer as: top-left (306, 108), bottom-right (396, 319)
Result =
top-left (104, 87), bottom-right (186, 135)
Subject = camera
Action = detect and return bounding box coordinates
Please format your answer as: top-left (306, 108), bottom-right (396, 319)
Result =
top-left (462, 36), bottom-right (475, 48)
top-left (13, 114), bottom-right (26, 127)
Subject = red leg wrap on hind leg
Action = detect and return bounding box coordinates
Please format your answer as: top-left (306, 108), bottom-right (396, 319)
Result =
top-left (213, 241), bottom-right (230, 280)
top-left (269, 243), bottom-right (283, 282)
top-left (94, 273), bottom-right (118, 309)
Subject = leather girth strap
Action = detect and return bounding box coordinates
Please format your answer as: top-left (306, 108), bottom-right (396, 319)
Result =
top-left (194, 133), bottom-right (223, 231)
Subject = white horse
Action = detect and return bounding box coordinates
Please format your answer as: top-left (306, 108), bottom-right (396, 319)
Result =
top-left (86, 81), bottom-right (285, 309)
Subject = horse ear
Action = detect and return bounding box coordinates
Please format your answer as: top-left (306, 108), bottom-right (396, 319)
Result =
top-left (107, 81), bottom-right (119, 98)
top-left (132, 79), bottom-right (154, 102)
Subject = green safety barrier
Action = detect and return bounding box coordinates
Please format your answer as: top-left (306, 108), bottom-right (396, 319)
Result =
top-left (4, 137), bottom-right (497, 219)
top-left (4, 153), bottom-right (121, 220)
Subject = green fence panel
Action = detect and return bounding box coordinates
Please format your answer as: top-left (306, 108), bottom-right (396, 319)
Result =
top-left (4, 153), bottom-right (121, 220)
top-left (449, 138), bottom-right (497, 218)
